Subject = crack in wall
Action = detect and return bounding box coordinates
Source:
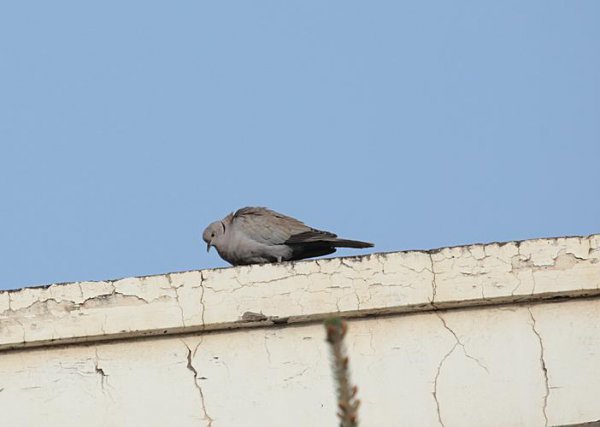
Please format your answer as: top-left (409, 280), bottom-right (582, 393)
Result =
top-left (429, 254), bottom-right (438, 303)
top-left (167, 274), bottom-right (186, 327)
top-left (202, 257), bottom-right (416, 295)
top-left (353, 289), bottom-right (361, 310)
top-left (435, 313), bottom-right (489, 373)
top-left (3, 278), bottom-right (192, 317)
top-left (528, 308), bottom-right (549, 427)
top-left (510, 247), bottom-right (525, 296)
top-left (263, 334), bottom-right (273, 364)
top-left (207, 271), bottom-right (318, 292)
top-left (199, 272), bottom-right (207, 328)
top-left (366, 321), bottom-right (377, 355)
top-left (338, 259), bottom-right (356, 270)
top-left (12, 317), bottom-right (26, 342)
top-left (433, 343), bottom-right (456, 427)
top-left (432, 312), bottom-right (491, 427)
top-left (184, 342), bottom-right (214, 427)
top-left (3, 293), bottom-right (153, 317)
top-left (2, 235), bottom-right (598, 359)
top-left (283, 368), bottom-right (309, 382)
top-left (94, 347), bottom-right (109, 393)
top-left (76, 283), bottom-right (84, 302)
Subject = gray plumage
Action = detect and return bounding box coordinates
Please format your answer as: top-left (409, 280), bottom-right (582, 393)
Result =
top-left (202, 207), bottom-right (373, 266)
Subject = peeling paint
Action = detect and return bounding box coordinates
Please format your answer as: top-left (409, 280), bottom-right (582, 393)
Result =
top-left (0, 234), bottom-right (598, 355)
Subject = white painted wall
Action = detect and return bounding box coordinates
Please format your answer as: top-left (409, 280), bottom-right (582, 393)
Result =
top-left (1, 234), bottom-right (599, 426)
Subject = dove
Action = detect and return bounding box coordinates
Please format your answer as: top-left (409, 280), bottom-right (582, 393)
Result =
top-left (202, 207), bottom-right (373, 265)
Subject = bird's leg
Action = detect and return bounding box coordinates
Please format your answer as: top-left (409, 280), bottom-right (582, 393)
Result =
top-left (276, 256), bottom-right (282, 263)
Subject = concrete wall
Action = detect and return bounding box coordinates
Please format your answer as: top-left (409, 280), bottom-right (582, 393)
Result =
top-left (1, 234), bottom-right (599, 426)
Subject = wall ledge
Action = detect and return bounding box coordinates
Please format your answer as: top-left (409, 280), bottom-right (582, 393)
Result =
top-left (1, 234), bottom-right (598, 351)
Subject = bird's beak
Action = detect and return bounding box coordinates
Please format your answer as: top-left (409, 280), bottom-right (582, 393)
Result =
top-left (206, 242), bottom-right (212, 252)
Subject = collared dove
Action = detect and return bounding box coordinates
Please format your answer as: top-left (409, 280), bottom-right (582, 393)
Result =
top-left (202, 207), bottom-right (373, 265)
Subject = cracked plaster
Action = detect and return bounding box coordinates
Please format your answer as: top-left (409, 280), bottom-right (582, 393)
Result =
top-left (1, 234), bottom-right (598, 351)
top-left (528, 308), bottom-right (550, 426)
top-left (0, 233), bottom-right (598, 425)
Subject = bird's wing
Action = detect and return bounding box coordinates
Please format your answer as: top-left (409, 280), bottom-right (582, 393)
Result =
top-left (232, 207), bottom-right (335, 245)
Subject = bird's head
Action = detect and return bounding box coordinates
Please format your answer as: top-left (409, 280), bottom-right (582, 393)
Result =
top-left (202, 221), bottom-right (226, 252)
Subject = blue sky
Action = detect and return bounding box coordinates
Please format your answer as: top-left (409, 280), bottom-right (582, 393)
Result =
top-left (1, 1), bottom-right (598, 290)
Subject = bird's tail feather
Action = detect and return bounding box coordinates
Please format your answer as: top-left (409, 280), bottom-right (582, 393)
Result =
top-left (332, 239), bottom-right (373, 249)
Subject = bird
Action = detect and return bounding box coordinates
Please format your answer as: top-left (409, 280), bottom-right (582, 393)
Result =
top-left (202, 207), bottom-right (373, 266)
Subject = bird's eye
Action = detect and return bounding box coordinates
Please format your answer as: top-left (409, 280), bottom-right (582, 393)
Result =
top-left (211, 233), bottom-right (215, 237)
